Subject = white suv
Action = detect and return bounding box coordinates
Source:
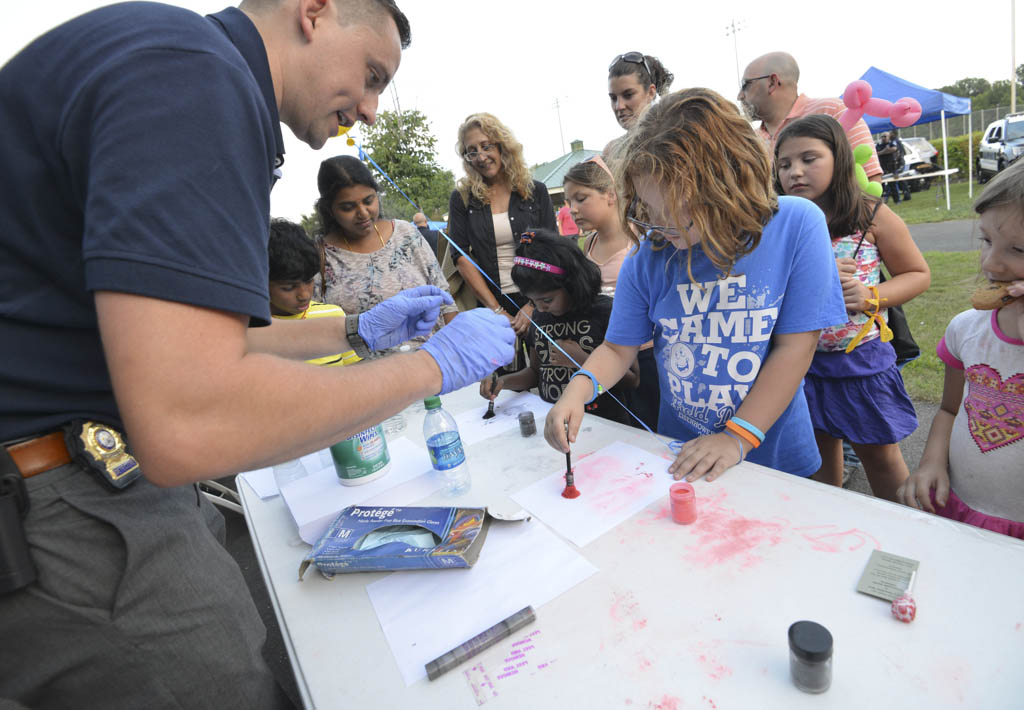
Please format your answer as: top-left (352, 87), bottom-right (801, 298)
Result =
top-left (977, 113), bottom-right (1024, 183)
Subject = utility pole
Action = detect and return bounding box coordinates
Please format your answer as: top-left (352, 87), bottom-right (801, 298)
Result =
top-left (553, 97), bottom-right (566, 155)
top-left (1013, 0), bottom-right (1018, 113)
top-left (725, 18), bottom-right (746, 89)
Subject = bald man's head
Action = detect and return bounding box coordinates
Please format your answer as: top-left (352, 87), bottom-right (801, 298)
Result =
top-left (748, 52), bottom-right (799, 84)
top-left (738, 51), bottom-right (800, 124)
top-left (412, 212), bottom-right (428, 227)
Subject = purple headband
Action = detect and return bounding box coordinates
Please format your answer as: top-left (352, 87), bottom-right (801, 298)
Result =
top-left (513, 256), bottom-right (565, 275)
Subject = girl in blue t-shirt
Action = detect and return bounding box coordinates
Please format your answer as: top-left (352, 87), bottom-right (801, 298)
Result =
top-left (481, 230), bottom-right (638, 424)
top-left (544, 88), bottom-right (847, 481)
top-left (775, 115), bottom-right (931, 501)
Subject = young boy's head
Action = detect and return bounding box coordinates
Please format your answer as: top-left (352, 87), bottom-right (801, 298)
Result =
top-left (268, 218), bottom-right (320, 316)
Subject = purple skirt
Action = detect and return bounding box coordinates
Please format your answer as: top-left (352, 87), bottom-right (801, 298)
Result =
top-left (803, 338), bottom-right (918, 445)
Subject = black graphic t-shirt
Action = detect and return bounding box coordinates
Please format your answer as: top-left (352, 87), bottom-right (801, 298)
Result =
top-left (527, 295), bottom-right (631, 424)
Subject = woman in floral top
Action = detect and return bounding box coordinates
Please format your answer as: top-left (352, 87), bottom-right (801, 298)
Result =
top-left (313, 155), bottom-right (458, 358)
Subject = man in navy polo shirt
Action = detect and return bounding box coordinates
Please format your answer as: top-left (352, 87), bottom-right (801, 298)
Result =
top-left (0, 1), bottom-right (513, 707)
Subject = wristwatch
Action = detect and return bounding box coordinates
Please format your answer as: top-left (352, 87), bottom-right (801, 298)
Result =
top-left (345, 315), bottom-right (371, 359)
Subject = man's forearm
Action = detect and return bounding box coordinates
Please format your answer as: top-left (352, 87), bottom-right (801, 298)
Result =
top-left (98, 292), bottom-right (442, 487)
top-left (247, 315), bottom-right (352, 360)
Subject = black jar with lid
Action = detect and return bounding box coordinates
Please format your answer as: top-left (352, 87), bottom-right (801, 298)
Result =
top-left (788, 620), bottom-right (833, 693)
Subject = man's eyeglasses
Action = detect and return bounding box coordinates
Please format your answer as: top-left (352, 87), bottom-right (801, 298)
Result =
top-left (626, 196), bottom-right (685, 240)
top-left (609, 52), bottom-right (653, 82)
top-left (739, 74), bottom-right (772, 92)
top-left (463, 142), bottom-right (498, 162)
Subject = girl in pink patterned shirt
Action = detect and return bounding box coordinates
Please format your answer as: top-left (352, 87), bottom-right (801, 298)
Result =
top-left (898, 161), bottom-right (1024, 538)
top-left (776, 115), bottom-right (931, 501)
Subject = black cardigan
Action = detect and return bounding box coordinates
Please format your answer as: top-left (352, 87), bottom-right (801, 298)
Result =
top-left (447, 179), bottom-right (557, 300)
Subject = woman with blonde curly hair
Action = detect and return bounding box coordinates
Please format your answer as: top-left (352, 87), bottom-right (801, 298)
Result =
top-left (448, 113), bottom-right (556, 347)
top-left (545, 88), bottom-right (847, 483)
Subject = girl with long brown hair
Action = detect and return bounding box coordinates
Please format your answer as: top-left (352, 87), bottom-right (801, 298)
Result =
top-left (775, 115), bottom-right (930, 501)
top-left (545, 89), bottom-right (847, 483)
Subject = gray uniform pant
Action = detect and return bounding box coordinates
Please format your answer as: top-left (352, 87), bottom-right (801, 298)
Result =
top-left (0, 462), bottom-right (291, 710)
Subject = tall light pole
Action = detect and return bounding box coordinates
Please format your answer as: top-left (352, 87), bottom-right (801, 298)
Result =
top-left (1013, 0), bottom-right (1017, 113)
top-left (725, 18), bottom-right (746, 89)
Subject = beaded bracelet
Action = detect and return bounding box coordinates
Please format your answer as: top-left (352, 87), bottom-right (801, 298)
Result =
top-left (725, 419), bottom-right (760, 450)
top-left (570, 369), bottom-right (604, 404)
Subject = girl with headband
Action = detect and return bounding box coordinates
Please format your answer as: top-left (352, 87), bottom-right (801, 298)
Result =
top-left (480, 230), bottom-right (638, 423)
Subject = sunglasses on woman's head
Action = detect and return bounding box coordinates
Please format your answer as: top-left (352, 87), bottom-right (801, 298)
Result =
top-left (609, 51), bottom-right (653, 81)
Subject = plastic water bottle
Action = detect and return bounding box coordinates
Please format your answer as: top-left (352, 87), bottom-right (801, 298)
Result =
top-left (272, 458), bottom-right (307, 494)
top-left (423, 395), bottom-right (471, 496)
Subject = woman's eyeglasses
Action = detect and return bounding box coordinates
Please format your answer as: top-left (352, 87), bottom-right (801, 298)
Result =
top-left (626, 196), bottom-right (686, 240)
top-left (609, 52), bottom-right (653, 81)
top-left (463, 142), bottom-right (498, 162)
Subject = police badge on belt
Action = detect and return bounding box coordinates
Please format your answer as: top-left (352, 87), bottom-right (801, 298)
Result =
top-left (64, 421), bottom-right (141, 490)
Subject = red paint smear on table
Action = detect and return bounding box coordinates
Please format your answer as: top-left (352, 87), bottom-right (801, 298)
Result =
top-left (609, 590), bottom-right (649, 640)
top-left (683, 488), bottom-right (786, 568)
top-left (647, 696), bottom-right (681, 710)
top-left (702, 696), bottom-right (718, 709)
top-left (795, 525), bottom-right (882, 552)
top-left (679, 488), bottom-right (881, 568)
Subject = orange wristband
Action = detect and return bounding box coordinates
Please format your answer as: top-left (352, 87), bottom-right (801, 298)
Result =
top-left (725, 420), bottom-right (760, 450)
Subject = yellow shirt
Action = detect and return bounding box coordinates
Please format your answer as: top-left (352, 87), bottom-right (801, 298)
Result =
top-left (272, 301), bottom-right (361, 367)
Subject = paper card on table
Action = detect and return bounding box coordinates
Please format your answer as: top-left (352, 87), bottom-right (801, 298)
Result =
top-left (279, 437), bottom-right (440, 544)
top-left (511, 441), bottom-right (672, 547)
top-left (238, 467), bottom-right (277, 499)
top-left (454, 390), bottom-right (553, 446)
top-left (857, 549), bottom-right (920, 601)
top-left (367, 519), bottom-right (598, 685)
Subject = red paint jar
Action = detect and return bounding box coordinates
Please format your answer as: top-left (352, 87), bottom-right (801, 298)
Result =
top-left (669, 482), bottom-right (697, 524)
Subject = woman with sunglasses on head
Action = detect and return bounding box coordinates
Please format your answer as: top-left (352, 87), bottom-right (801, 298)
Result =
top-left (314, 155), bottom-right (458, 358)
top-left (448, 113), bottom-right (557, 361)
top-left (545, 89), bottom-right (847, 484)
top-left (605, 52), bottom-right (673, 157)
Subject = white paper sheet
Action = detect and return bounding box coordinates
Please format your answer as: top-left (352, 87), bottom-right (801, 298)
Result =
top-left (511, 441), bottom-right (673, 547)
top-left (238, 467), bottom-right (277, 498)
top-left (279, 438), bottom-right (440, 544)
top-left (366, 519), bottom-right (598, 685)
top-left (453, 390), bottom-right (553, 446)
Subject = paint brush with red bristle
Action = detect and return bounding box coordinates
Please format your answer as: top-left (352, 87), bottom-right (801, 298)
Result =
top-left (562, 422), bottom-right (580, 499)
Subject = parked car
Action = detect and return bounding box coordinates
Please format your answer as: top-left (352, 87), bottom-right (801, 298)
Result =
top-left (897, 137), bottom-right (938, 192)
top-left (900, 136), bottom-right (938, 166)
top-left (977, 113), bottom-right (1024, 183)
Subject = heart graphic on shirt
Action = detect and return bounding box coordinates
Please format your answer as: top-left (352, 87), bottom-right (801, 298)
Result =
top-left (963, 364), bottom-right (1024, 453)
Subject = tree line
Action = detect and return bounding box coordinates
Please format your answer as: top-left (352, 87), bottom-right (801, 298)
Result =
top-left (936, 65), bottom-right (1024, 109)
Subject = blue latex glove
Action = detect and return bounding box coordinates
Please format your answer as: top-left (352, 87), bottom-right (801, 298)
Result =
top-left (357, 285), bottom-right (454, 351)
top-left (420, 309), bottom-right (516, 395)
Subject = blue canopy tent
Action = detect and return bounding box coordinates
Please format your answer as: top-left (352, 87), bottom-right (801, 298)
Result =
top-left (857, 67), bottom-right (973, 204)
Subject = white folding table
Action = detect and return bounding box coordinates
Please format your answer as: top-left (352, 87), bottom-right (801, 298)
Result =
top-left (239, 385), bottom-right (1024, 709)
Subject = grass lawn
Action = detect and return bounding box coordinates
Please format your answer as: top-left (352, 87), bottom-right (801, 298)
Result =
top-left (900, 250), bottom-right (982, 403)
top-left (888, 178), bottom-right (981, 225)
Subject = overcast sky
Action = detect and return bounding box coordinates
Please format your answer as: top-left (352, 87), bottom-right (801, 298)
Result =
top-left (3, 0), bottom-right (1019, 221)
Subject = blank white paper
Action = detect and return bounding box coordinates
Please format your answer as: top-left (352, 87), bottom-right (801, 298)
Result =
top-left (367, 519), bottom-right (598, 685)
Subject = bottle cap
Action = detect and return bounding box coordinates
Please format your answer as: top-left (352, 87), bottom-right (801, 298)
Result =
top-left (423, 396), bottom-right (442, 410)
top-left (788, 621), bottom-right (833, 662)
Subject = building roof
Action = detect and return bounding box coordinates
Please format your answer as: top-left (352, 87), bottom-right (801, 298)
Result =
top-left (531, 140), bottom-right (601, 194)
